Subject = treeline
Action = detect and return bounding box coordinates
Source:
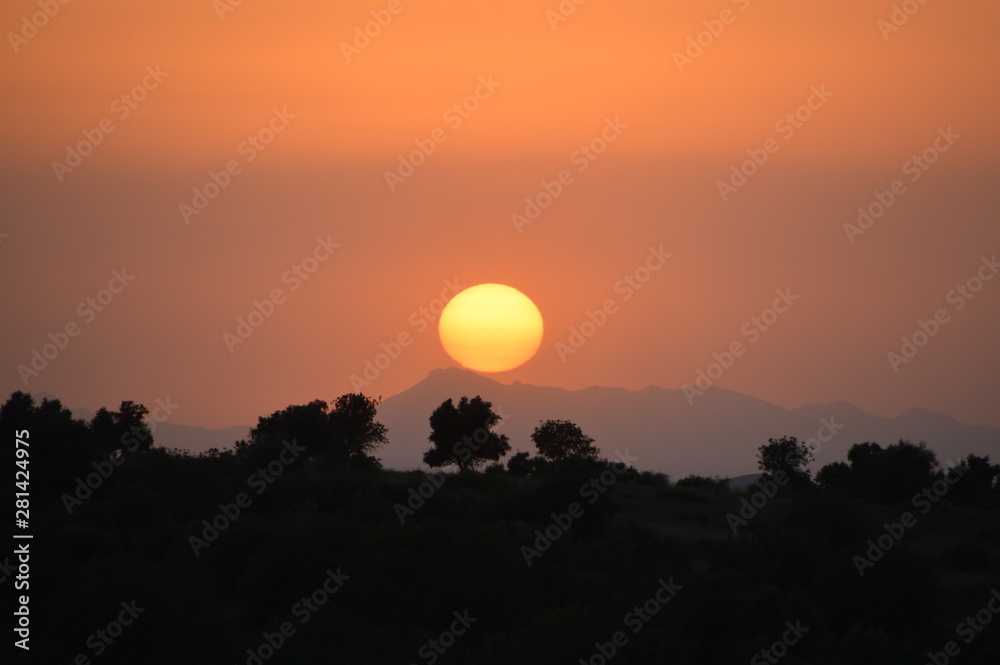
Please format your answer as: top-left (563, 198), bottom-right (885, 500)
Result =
top-left (2, 391), bottom-right (999, 664)
top-left (754, 434), bottom-right (999, 506)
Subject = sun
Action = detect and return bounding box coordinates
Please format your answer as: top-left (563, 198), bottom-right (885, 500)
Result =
top-left (438, 284), bottom-right (544, 372)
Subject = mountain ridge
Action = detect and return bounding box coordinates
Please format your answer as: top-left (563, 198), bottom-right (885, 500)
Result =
top-left (28, 372), bottom-right (999, 478)
top-left (374, 368), bottom-right (999, 477)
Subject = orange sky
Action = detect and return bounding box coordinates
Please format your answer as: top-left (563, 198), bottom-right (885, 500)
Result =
top-left (2, 0), bottom-right (999, 430)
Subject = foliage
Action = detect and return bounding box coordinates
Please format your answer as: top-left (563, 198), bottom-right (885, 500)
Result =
top-left (6, 391), bottom-right (1000, 665)
top-left (846, 440), bottom-right (938, 503)
top-left (756, 435), bottom-right (814, 489)
top-left (423, 396), bottom-right (510, 470)
top-left (947, 454), bottom-right (1000, 505)
top-left (91, 400), bottom-right (153, 456)
top-left (506, 451), bottom-right (537, 476)
top-left (531, 419), bottom-right (599, 462)
top-left (816, 461), bottom-right (853, 490)
top-left (675, 475), bottom-right (729, 490)
top-left (243, 393), bottom-right (387, 466)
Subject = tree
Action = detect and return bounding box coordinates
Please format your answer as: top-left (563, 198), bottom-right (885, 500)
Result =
top-left (92, 400), bottom-right (153, 456)
top-left (507, 451), bottom-right (537, 476)
top-left (816, 461), bottom-right (853, 490)
top-left (423, 396), bottom-right (510, 471)
top-left (881, 440), bottom-right (938, 499)
top-left (1, 391), bottom-right (35, 428)
top-left (675, 475), bottom-right (729, 491)
top-left (942, 454), bottom-right (999, 505)
top-left (846, 440), bottom-right (938, 503)
top-left (531, 420), bottom-right (599, 462)
top-left (757, 436), bottom-right (814, 487)
top-left (245, 394), bottom-right (388, 464)
top-left (2, 392), bottom-right (92, 498)
top-left (329, 393), bottom-right (389, 460)
top-left (90, 407), bottom-right (118, 455)
top-left (249, 399), bottom-right (333, 459)
top-left (847, 442), bottom-right (883, 471)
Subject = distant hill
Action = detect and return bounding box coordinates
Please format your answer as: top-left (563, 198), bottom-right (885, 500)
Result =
top-left (34, 372), bottom-right (999, 478)
top-left (373, 368), bottom-right (1000, 478)
top-left (147, 422), bottom-right (251, 453)
top-left (726, 474), bottom-right (762, 490)
top-left (44, 399), bottom-right (251, 456)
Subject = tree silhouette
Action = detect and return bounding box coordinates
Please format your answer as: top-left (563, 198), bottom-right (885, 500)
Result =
top-left (118, 400), bottom-right (152, 449)
top-left (816, 461), bottom-right (853, 490)
top-left (244, 394), bottom-right (388, 464)
top-left (941, 454), bottom-right (998, 505)
top-left (0, 390), bottom-right (34, 425)
top-left (881, 440), bottom-right (938, 498)
top-left (757, 436), bottom-right (814, 487)
top-left (247, 399), bottom-right (332, 459)
top-left (330, 393), bottom-right (389, 459)
top-left (507, 451), bottom-right (537, 476)
top-left (423, 396), bottom-right (510, 471)
top-left (7, 386), bottom-right (1000, 663)
top-left (846, 440), bottom-right (938, 502)
top-left (847, 441), bottom-right (883, 470)
top-left (531, 419), bottom-right (598, 462)
top-left (1, 392), bottom-right (92, 498)
top-left (91, 400), bottom-right (153, 456)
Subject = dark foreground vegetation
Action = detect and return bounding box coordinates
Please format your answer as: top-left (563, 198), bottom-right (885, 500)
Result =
top-left (3, 391), bottom-right (1000, 664)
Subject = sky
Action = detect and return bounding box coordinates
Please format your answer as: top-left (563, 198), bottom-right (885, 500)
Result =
top-left (2, 0), bottom-right (999, 431)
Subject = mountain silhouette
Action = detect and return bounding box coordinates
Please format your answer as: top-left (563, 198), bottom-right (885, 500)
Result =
top-left (52, 400), bottom-right (252, 456)
top-left (39, 375), bottom-right (998, 477)
top-left (374, 368), bottom-right (999, 477)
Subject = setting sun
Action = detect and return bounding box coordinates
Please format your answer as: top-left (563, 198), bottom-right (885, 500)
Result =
top-left (438, 284), bottom-right (543, 372)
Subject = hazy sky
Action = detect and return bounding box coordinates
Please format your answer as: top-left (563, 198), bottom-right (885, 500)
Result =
top-left (2, 0), bottom-right (999, 430)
